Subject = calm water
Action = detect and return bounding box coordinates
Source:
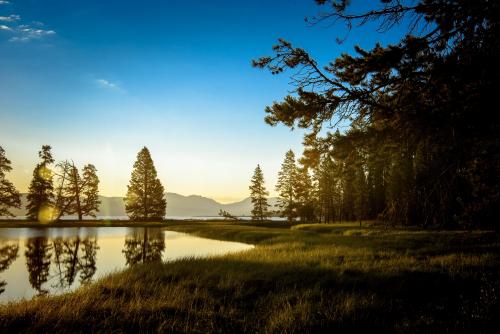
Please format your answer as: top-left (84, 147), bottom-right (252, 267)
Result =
top-left (0, 227), bottom-right (253, 303)
top-left (7, 216), bottom-right (287, 221)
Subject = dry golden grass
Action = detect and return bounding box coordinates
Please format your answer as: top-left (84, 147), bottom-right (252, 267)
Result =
top-left (1, 221), bottom-right (499, 333)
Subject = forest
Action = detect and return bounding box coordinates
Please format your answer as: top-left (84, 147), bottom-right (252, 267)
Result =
top-left (252, 0), bottom-right (499, 228)
top-left (0, 1), bottom-right (499, 332)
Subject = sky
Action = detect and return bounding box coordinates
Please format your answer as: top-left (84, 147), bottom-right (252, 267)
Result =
top-left (0, 0), bottom-right (407, 203)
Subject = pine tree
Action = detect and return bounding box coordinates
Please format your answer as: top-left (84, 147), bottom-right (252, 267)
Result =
top-left (275, 150), bottom-right (298, 222)
top-left (80, 164), bottom-right (100, 218)
top-left (353, 162), bottom-right (369, 225)
top-left (249, 164), bottom-right (270, 221)
top-left (124, 147), bottom-right (166, 221)
top-left (295, 166), bottom-right (315, 222)
top-left (0, 146), bottom-right (21, 217)
top-left (26, 145), bottom-right (55, 222)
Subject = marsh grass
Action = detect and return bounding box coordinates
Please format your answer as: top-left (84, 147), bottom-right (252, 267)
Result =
top-left (1, 221), bottom-right (499, 333)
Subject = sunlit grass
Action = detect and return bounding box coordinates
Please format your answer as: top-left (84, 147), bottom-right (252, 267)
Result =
top-left (1, 221), bottom-right (499, 332)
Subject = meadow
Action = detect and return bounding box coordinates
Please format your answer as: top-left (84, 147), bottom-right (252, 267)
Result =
top-left (0, 220), bottom-right (499, 333)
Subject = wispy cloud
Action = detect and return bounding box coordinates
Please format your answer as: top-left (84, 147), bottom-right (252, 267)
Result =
top-left (0, 5), bottom-right (55, 43)
top-left (0, 14), bottom-right (19, 22)
top-left (9, 26), bottom-right (56, 42)
top-left (96, 79), bottom-right (124, 92)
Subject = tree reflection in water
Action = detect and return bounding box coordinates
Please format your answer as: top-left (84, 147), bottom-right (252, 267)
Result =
top-left (122, 228), bottom-right (165, 265)
top-left (52, 235), bottom-right (99, 289)
top-left (25, 237), bottom-right (52, 296)
top-left (23, 234), bottom-right (99, 294)
top-left (0, 240), bottom-right (19, 295)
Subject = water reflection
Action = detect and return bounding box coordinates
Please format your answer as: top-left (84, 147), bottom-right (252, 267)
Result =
top-left (0, 227), bottom-right (253, 302)
top-left (0, 241), bottom-right (19, 294)
top-left (25, 237), bottom-right (52, 295)
top-left (52, 236), bottom-right (99, 288)
top-left (123, 228), bottom-right (165, 265)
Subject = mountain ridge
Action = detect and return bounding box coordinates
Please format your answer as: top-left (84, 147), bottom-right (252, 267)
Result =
top-left (8, 193), bottom-right (279, 217)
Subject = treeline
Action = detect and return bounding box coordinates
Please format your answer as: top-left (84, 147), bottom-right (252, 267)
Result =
top-left (0, 145), bottom-right (166, 222)
top-left (0, 145), bottom-right (100, 222)
top-left (253, 0), bottom-right (499, 228)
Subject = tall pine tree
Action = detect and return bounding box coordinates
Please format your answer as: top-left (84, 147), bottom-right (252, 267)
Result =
top-left (0, 146), bottom-right (21, 217)
top-left (80, 164), bottom-right (100, 219)
top-left (295, 166), bottom-right (315, 222)
top-left (124, 147), bottom-right (166, 221)
top-left (275, 150), bottom-right (298, 222)
top-left (26, 145), bottom-right (55, 222)
top-left (249, 164), bottom-right (270, 221)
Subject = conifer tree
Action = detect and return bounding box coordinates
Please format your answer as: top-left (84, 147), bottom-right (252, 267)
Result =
top-left (0, 146), bottom-right (21, 217)
top-left (295, 166), bottom-right (315, 222)
top-left (26, 145), bottom-right (55, 221)
top-left (80, 164), bottom-right (100, 218)
top-left (275, 150), bottom-right (298, 222)
top-left (124, 147), bottom-right (166, 221)
top-left (249, 164), bottom-right (270, 221)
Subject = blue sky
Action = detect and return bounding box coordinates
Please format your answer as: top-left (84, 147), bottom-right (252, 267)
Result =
top-left (0, 0), bottom-right (406, 202)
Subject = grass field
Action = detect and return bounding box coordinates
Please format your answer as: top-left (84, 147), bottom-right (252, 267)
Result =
top-left (0, 221), bottom-right (499, 333)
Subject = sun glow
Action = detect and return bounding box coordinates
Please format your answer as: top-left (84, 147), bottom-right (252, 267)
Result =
top-left (37, 204), bottom-right (59, 223)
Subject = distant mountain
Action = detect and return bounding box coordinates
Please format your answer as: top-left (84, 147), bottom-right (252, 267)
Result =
top-left (8, 193), bottom-right (280, 217)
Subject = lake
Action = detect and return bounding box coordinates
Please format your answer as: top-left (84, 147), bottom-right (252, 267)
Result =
top-left (5, 216), bottom-right (288, 221)
top-left (0, 227), bottom-right (253, 303)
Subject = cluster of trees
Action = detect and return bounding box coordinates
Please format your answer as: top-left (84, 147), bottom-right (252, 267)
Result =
top-left (0, 145), bottom-right (101, 222)
top-left (249, 154), bottom-right (316, 222)
top-left (253, 0), bottom-right (499, 228)
top-left (0, 145), bottom-right (167, 222)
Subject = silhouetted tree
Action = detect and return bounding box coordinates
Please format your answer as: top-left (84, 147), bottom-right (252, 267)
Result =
top-left (0, 146), bottom-right (21, 217)
top-left (124, 147), bottom-right (166, 221)
top-left (218, 209), bottom-right (238, 221)
top-left (53, 161), bottom-right (73, 221)
top-left (26, 145), bottom-right (55, 222)
top-left (249, 164), bottom-right (270, 221)
top-left (313, 155), bottom-right (340, 223)
top-left (80, 164), bottom-right (100, 219)
top-left (54, 162), bottom-right (101, 221)
top-left (295, 166), bottom-right (316, 222)
top-left (276, 150), bottom-right (298, 222)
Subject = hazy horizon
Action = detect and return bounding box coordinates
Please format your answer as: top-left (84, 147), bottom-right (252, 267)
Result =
top-left (0, 0), bottom-right (406, 203)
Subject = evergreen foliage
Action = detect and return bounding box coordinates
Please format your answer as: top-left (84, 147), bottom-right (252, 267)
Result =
top-left (275, 150), bottom-right (298, 222)
top-left (26, 146), bottom-right (55, 222)
top-left (124, 147), bottom-right (166, 221)
top-left (0, 146), bottom-right (21, 217)
top-left (249, 164), bottom-right (270, 221)
top-left (254, 0), bottom-right (500, 227)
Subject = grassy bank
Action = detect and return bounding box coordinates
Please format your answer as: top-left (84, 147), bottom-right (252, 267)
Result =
top-left (1, 221), bottom-right (499, 333)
